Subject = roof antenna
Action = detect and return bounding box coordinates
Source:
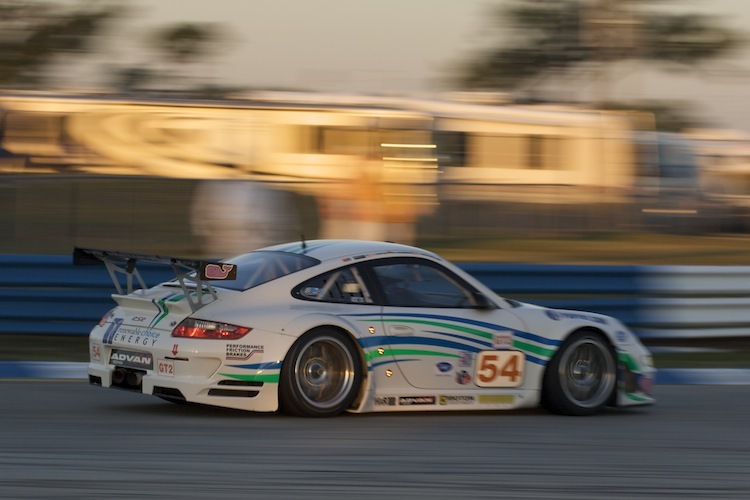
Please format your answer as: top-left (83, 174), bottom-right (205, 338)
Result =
top-left (301, 234), bottom-right (307, 250)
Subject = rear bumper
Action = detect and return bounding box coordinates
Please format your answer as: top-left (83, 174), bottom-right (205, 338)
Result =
top-left (87, 363), bottom-right (280, 412)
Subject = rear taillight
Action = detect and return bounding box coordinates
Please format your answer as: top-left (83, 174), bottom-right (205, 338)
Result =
top-left (171, 318), bottom-right (251, 340)
top-left (98, 309), bottom-right (116, 327)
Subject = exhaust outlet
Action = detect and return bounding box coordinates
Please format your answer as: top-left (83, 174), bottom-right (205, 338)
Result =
top-left (126, 371), bottom-right (143, 387)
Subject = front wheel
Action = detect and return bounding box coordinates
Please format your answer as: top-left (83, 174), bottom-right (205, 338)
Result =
top-left (279, 328), bottom-right (362, 417)
top-left (542, 330), bottom-right (616, 416)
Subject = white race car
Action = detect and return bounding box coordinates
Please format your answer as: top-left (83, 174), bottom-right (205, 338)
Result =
top-left (76, 240), bottom-right (655, 417)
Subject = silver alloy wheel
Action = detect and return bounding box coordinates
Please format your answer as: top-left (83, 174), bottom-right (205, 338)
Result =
top-left (557, 336), bottom-right (616, 409)
top-left (293, 335), bottom-right (356, 410)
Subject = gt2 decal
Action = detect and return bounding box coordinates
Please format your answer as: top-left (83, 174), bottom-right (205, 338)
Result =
top-left (474, 351), bottom-right (525, 388)
top-left (157, 359), bottom-right (174, 377)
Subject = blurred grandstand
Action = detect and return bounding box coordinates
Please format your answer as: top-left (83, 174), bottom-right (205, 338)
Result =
top-left (1, 91), bottom-right (748, 256)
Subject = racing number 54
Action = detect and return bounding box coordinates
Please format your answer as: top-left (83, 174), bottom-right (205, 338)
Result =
top-left (475, 351), bottom-right (525, 388)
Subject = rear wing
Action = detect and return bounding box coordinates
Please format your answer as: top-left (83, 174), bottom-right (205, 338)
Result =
top-left (73, 247), bottom-right (237, 312)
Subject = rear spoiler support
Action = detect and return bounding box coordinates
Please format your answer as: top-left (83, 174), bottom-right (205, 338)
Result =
top-left (73, 247), bottom-right (236, 313)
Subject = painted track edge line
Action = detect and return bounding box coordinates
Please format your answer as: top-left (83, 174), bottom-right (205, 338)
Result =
top-left (0, 361), bottom-right (88, 380)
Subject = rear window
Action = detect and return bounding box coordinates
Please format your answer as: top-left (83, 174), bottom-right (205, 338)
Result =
top-left (208, 251), bottom-right (319, 291)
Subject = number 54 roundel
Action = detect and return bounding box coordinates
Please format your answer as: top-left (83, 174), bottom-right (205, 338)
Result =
top-left (475, 351), bottom-right (525, 388)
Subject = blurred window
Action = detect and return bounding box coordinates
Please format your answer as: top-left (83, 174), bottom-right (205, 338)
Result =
top-left (468, 133), bottom-right (560, 170)
top-left (380, 129), bottom-right (436, 162)
top-left (371, 261), bottom-right (475, 308)
top-left (634, 140), bottom-right (660, 181)
top-left (2, 111), bottom-right (65, 152)
top-left (294, 266), bottom-right (373, 304)
top-left (469, 134), bottom-right (523, 169)
top-left (434, 131), bottom-right (467, 167)
top-left (528, 135), bottom-right (559, 169)
top-left (304, 126), bottom-right (372, 155)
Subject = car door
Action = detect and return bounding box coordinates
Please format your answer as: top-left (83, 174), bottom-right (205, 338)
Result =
top-left (368, 257), bottom-right (527, 391)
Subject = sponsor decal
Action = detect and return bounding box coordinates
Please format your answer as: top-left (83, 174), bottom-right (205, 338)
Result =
top-left (103, 317), bottom-right (123, 345)
top-left (131, 316), bottom-right (148, 323)
top-left (478, 394), bottom-right (515, 405)
top-left (375, 396), bottom-right (397, 407)
top-left (98, 311), bottom-right (115, 327)
top-left (638, 376), bottom-right (653, 395)
top-left (616, 331), bottom-right (629, 344)
top-left (458, 351), bottom-right (474, 368)
top-left (301, 286), bottom-right (321, 298)
top-left (435, 361), bottom-right (453, 376)
top-left (200, 263), bottom-right (237, 281)
top-left (398, 396), bottom-right (436, 406)
top-left (493, 331), bottom-right (514, 349)
top-left (157, 359), bottom-right (174, 377)
top-left (110, 349), bottom-right (154, 370)
top-left (226, 344), bottom-right (264, 360)
top-left (439, 395), bottom-right (475, 406)
top-left (91, 343), bottom-right (101, 361)
top-left (546, 310), bottom-right (607, 324)
top-left (455, 370), bottom-right (472, 385)
top-left (109, 327), bottom-right (161, 347)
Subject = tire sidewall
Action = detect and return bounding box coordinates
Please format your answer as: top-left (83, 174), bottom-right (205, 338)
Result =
top-left (542, 329), bottom-right (617, 416)
top-left (279, 328), bottom-right (362, 417)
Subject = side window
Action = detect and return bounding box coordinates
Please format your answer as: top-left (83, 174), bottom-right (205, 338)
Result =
top-left (294, 266), bottom-right (373, 304)
top-left (372, 262), bottom-right (474, 308)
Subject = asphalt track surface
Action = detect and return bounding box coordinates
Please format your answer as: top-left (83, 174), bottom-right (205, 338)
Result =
top-left (1, 382), bottom-right (749, 499)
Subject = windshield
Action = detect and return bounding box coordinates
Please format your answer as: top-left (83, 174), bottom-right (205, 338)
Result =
top-left (206, 251), bottom-right (319, 291)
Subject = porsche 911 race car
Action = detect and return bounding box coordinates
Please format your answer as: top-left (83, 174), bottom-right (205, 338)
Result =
top-left (76, 240), bottom-right (655, 417)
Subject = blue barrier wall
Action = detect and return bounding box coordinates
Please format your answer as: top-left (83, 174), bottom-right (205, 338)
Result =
top-left (0, 255), bottom-right (173, 335)
top-left (2, 255), bottom-right (750, 341)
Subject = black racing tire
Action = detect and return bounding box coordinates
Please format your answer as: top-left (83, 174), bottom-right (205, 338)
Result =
top-left (279, 328), bottom-right (363, 417)
top-left (541, 330), bottom-right (617, 416)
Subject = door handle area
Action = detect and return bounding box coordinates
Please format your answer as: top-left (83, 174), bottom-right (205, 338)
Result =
top-left (387, 324), bottom-right (415, 336)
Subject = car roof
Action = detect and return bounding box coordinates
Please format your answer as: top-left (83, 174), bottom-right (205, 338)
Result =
top-left (258, 239), bottom-right (441, 263)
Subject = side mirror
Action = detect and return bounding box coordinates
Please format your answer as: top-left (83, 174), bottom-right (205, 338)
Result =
top-left (472, 291), bottom-right (494, 310)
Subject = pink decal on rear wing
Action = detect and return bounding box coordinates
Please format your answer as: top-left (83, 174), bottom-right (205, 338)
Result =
top-left (200, 263), bottom-right (237, 281)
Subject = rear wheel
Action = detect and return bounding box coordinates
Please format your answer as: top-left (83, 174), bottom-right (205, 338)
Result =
top-left (542, 330), bottom-right (616, 416)
top-left (279, 328), bottom-right (362, 417)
